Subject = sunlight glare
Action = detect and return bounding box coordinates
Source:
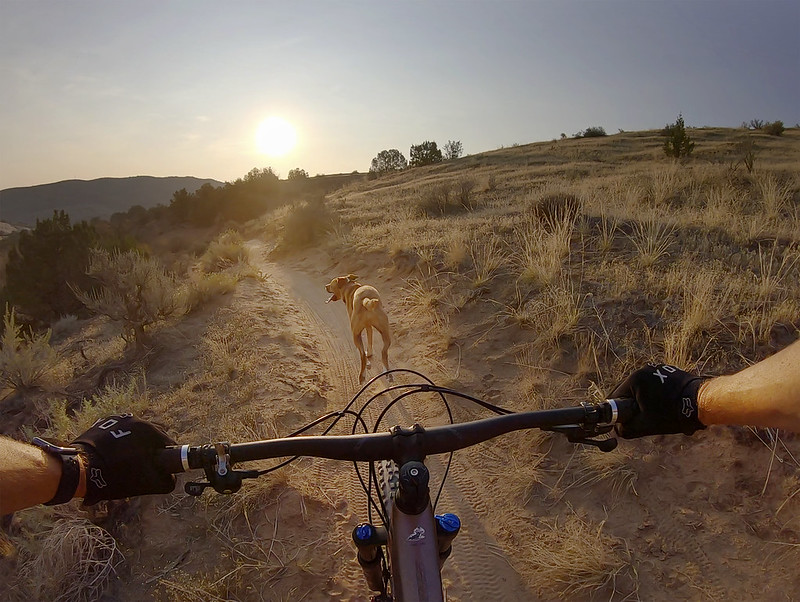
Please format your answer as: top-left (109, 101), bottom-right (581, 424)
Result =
top-left (255, 116), bottom-right (297, 156)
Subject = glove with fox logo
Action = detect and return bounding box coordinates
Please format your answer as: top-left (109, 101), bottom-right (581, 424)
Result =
top-left (610, 365), bottom-right (708, 439)
top-left (71, 414), bottom-right (177, 505)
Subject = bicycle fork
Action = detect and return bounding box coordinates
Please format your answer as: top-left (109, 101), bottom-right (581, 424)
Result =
top-left (353, 462), bottom-right (461, 601)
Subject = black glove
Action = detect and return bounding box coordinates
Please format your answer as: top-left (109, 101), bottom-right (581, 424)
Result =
top-left (610, 364), bottom-right (707, 439)
top-left (71, 414), bottom-right (177, 505)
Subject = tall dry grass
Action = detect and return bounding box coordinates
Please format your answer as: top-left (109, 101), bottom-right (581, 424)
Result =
top-left (520, 514), bottom-right (634, 599)
top-left (16, 517), bottom-right (122, 602)
top-left (0, 307), bottom-right (60, 393)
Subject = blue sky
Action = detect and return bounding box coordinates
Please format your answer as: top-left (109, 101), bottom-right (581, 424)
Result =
top-left (1, 0), bottom-right (798, 190)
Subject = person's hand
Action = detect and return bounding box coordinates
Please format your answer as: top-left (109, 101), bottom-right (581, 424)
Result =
top-left (71, 414), bottom-right (176, 505)
top-left (610, 364), bottom-right (707, 439)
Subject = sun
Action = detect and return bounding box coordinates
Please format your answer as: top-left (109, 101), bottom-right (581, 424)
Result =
top-left (255, 116), bottom-right (297, 156)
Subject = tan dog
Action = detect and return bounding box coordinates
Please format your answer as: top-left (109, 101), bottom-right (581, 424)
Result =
top-left (325, 274), bottom-right (392, 383)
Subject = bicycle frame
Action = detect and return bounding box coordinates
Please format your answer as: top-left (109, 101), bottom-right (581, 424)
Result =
top-left (351, 460), bottom-right (450, 601)
top-left (386, 464), bottom-right (443, 600)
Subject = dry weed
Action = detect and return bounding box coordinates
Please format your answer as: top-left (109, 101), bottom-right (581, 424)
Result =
top-left (649, 164), bottom-right (681, 206)
top-left (629, 216), bottom-right (675, 267)
top-left (595, 212), bottom-right (619, 255)
top-left (183, 272), bottom-right (238, 313)
top-left (45, 374), bottom-right (150, 440)
top-left (515, 349), bottom-right (582, 411)
top-left (530, 274), bottom-right (586, 346)
top-left (199, 308), bottom-right (264, 384)
top-left (442, 228), bottom-right (469, 271)
top-left (0, 307), bottom-right (60, 392)
top-left (18, 518), bottom-right (122, 602)
top-left (523, 514), bottom-right (633, 599)
top-left (469, 234), bottom-right (508, 288)
top-left (401, 275), bottom-right (451, 329)
top-left (757, 173), bottom-right (791, 220)
top-left (567, 446), bottom-right (638, 500)
top-left (199, 230), bottom-right (251, 272)
top-left (513, 216), bottom-right (574, 287)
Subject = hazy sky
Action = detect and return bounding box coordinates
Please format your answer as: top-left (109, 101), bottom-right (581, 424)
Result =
top-left (1, 0), bottom-right (798, 190)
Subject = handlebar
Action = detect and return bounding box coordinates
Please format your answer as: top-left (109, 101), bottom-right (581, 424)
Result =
top-left (160, 397), bottom-right (638, 476)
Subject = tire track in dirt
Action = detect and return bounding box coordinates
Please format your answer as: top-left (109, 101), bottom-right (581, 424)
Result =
top-left (256, 244), bottom-right (534, 600)
top-left (649, 507), bottom-right (728, 600)
top-left (427, 452), bottom-right (534, 600)
top-left (254, 248), bottom-right (371, 599)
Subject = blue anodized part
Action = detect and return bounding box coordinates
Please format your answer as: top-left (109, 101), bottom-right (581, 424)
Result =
top-left (355, 523), bottom-right (376, 542)
top-left (435, 513), bottom-right (461, 533)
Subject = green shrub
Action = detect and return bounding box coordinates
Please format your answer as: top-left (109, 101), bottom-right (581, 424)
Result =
top-left (762, 120), bottom-right (785, 136)
top-left (369, 149), bottom-right (408, 176)
top-left (417, 181), bottom-right (475, 217)
top-left (529, 193), bottom-right (582, 225)
top-left (574, 126), bottom-right (607, 138)
top-left (73, 250), bottom-right (182, 351)
top-left (409, 141), bottom-right (443, 167)
top-left (199, 230), bottom-right (251, 272)
top-left (184, 272), bottom-right (238, 313)
top-left (3, 211), bottom-right (97, 321)
top-left (46, 376), bottom-right (149, 440)
top-left (662, 114), bottom-right (695, 158)
top-left (275, 197), bottom-right (333, 251)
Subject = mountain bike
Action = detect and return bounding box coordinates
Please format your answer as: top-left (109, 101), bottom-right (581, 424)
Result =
top-left (160, 369), bottom-right (637, 601)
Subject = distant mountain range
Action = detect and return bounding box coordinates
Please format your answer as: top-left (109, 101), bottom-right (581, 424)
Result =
top-left (0, 176), bottom-right (223, 227)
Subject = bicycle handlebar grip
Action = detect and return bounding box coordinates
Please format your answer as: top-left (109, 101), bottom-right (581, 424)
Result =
top-left (607, 397), bottom-right (638, 424)
top-left (159, 445), bottom-right (192, 474)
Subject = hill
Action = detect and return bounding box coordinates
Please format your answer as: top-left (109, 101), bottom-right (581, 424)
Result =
top-left (0, 175), bottom-right (223, 226)
top-left (2, 127), bottom-right (800, 601)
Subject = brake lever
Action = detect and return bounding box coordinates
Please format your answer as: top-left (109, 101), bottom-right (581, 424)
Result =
top-left (543, 402), bottom-right (619, 452)
top-left (186, 442), bottom-right (260, 495)
top-left (544, 424), bottom-right (618, 452)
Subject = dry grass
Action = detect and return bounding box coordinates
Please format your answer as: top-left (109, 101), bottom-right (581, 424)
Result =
top-left (594, 212), bottom-right (620, 255)
top-left (469, 234), bottom-right (507, 288)
top-left (515, 271), bottom-right (587, 347)
top-left (662, 265), bottom-right (731, 367)
top-left (648, 164), bottom-right (682, 206)
top-left (199, 230), bottom-right (251, 272)
top-left (400, 274), bottom-right (452, 337)
top-left (17, 517), bottom-right (122, 602)
top-left (757, 173), bottom-right (791, 221)
top-left (480, 431), bottom-right (548, 505)
top-left (7, 127), bottom-right (800, 602)
top-left (45, 374), bottom-right (151, 440)
top-left (566, 446), bottom-right (638, 500)
top-left (513, 215), bottom-right (575, 287)
top-left (0, 307), bottom-right (60, 392)
top-left (628, 216), bottom-right (675, 267)
top-left (755, 240), bottom-right (798, 302)
top-left (521, 514), bottom-right (634, 599)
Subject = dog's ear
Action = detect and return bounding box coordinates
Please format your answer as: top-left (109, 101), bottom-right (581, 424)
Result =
top-left (347, 274), bottom-right (358, 281)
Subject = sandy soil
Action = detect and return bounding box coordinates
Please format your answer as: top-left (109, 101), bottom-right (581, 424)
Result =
top-left (4, 235), bottom-right (800, 601)
top-left (242, 241), bottom-right (800, 601)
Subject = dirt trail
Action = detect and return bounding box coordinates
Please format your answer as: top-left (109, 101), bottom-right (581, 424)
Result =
top-left (254, 242), bottom-right (535, 600)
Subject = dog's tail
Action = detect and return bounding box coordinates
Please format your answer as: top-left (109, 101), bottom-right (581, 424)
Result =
top-left (362, 298), bottom-right (380, 311)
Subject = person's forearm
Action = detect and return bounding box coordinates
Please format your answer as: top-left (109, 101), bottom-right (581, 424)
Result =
top-left (0, 436), bottom-right (86, 515)
top-left (699, 339), bottom-right (800, 431)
